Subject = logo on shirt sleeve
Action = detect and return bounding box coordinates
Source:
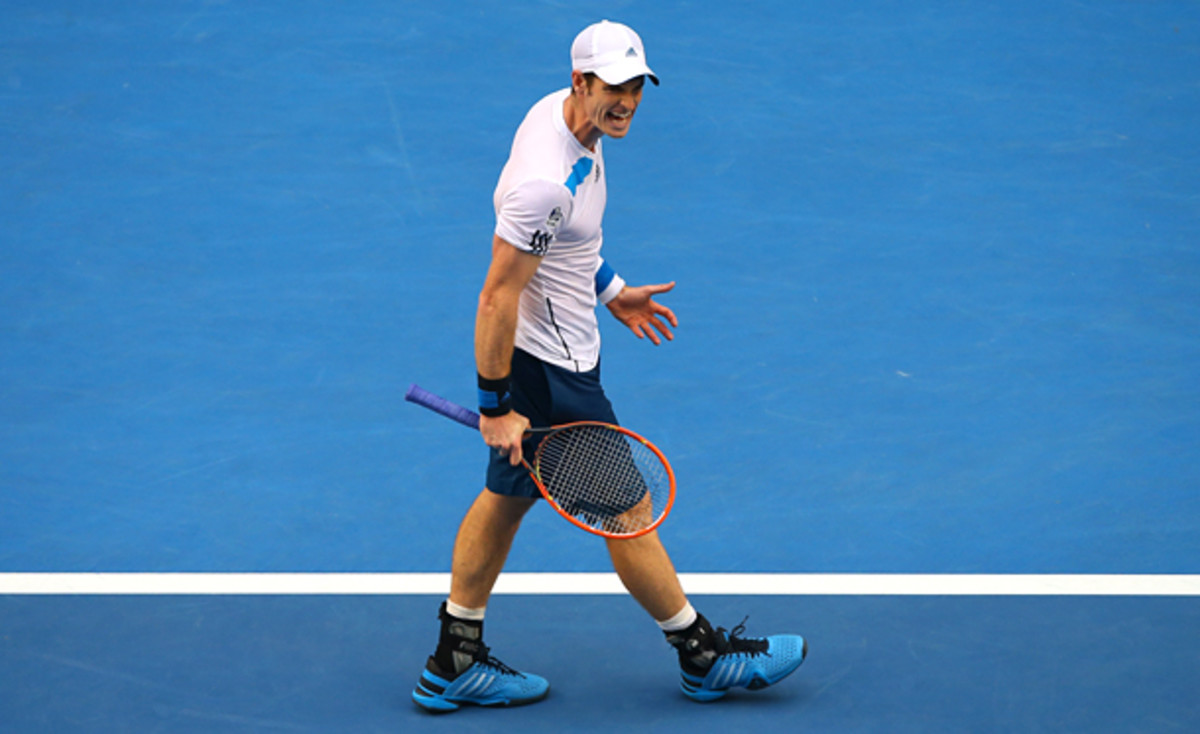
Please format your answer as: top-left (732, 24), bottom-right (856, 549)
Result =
top-left (528, 230), bottom-right (552, 255)
top-left (527, 206), bottom-right (563, 256)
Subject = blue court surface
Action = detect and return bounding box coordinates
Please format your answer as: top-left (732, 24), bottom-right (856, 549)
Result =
top-left (3, 1), bottom-right (1199, 732)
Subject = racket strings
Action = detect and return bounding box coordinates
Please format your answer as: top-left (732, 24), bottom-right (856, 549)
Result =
top-left (535, 425), bottom-right (670, 536)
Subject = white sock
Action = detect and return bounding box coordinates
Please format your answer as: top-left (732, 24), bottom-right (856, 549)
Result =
top-left (445, 599), bottom-right (486, 622)
top-left (656, 602), bottom-right (697, 633)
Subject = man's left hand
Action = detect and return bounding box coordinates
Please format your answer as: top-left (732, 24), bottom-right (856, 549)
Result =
top-left (605, 282), bottom-right (678, 345)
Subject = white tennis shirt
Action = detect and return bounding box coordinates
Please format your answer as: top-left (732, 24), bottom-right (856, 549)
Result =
top-left (493, 88), bottom-right (625, 373)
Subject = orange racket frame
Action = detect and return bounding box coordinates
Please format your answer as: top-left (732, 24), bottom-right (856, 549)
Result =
top-left (405, 385), bottom-right (676, 539)
top-left (528, 420), bottom-right (676, 539)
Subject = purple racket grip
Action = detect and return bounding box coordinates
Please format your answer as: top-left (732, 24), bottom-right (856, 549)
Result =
top-left (405, 384), bottom-right (481, 430)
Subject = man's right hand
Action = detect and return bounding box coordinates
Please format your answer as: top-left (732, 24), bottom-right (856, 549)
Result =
top-left (480, 410), bottom-right (531, 466)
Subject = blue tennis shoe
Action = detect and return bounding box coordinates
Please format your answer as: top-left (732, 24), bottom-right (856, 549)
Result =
top-left (669, 617), bottom-right (807, 702)
top-left (412, 653), bottom-right (549, 712)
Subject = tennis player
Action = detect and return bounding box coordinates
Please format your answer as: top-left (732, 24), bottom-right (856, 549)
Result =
top-left (412, 20), bottom-right (807, 712)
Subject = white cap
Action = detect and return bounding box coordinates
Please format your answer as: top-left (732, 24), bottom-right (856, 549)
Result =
top-left (571, 20), bottom-right (659, 86)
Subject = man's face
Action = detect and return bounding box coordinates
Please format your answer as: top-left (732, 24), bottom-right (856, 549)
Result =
top-left (579, 75), bottom-right (646, 139)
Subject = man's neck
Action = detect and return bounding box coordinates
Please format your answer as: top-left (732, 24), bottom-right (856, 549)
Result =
top-left (562, 92), bottom-right (602, 152)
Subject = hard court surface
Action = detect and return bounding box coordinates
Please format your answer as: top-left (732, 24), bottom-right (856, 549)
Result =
top-left (2, 1), bottom-right (1198, 731)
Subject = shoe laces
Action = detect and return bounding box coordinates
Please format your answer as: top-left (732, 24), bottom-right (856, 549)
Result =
top-left (463, 640), bottom-right (524, 677)
top-left (714, 617), bottom-right (769, 657)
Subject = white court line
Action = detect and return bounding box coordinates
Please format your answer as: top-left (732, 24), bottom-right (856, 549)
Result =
top-left (1, 573), bottom-right (1198, 596)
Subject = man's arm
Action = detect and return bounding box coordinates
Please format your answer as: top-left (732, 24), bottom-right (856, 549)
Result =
top-left (476, 234), bottom-right (541, 465)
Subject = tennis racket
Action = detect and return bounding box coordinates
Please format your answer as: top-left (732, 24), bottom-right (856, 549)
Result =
top-left (405, 383), bottom-right (675, 540)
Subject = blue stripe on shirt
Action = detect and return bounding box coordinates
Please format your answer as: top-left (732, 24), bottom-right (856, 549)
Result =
top-left (595, 260), bottom-right (616, 295)
top-left (565, 157), bottom-right (594, 196)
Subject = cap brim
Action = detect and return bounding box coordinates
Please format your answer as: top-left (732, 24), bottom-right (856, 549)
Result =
top-left (592, 59), bottom-right (659, 86)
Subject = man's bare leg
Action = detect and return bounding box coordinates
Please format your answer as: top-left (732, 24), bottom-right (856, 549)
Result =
top-left (606, 529), bottom-right (689, 622)
top-left (448, 488), bottom-right (536, 609)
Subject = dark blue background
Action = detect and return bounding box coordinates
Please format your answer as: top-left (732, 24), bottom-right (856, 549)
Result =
top-left (2, 1), bottom-right (1197, 731)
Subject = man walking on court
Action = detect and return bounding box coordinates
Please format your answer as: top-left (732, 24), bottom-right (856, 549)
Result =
top-left (412, 20), bottom-right (807, 712)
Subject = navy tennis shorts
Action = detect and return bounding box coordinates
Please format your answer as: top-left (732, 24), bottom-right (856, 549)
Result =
top-left (486, 348), bottom-right (618, 499)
